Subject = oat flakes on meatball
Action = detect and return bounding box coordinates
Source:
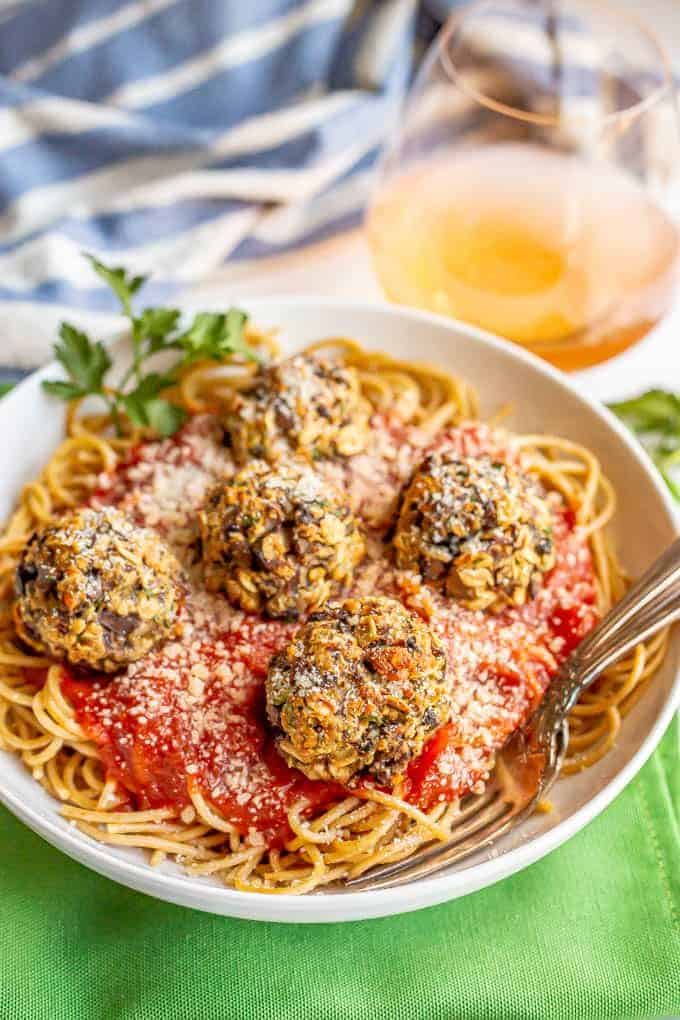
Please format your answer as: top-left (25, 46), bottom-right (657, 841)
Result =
top-left (266, 596), bottom-right (450, 784)
top-left (394, 450), bottom-right (555, 611)
top-left (199, 462), bottom-right (365, 619)
top-left (14, 507), bottom-right (183, 672)
top-left (221, 353), bottom-right (370, 464)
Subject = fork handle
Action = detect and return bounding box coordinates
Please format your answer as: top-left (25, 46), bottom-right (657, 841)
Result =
top-left (538, 535), bottom-right (680, 729)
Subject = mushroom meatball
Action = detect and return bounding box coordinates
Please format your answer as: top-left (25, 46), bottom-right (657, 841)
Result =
top-left (266, 596), bottom-right (450, 784)
top-left (222, 353), bottom-right (370, 464)
top-left (394, 450), bottom-right (555, 611)
top-left (14, 507), bottom-right (183, 672)
top-left (199, 462), bottom-right (365, 619)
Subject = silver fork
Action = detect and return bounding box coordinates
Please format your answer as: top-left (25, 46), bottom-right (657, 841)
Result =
top-left (346, 535), bottom-right (680, 891)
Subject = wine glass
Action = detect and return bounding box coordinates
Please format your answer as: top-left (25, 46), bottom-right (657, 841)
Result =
top-left (366, 0), bottom-right (680, 371)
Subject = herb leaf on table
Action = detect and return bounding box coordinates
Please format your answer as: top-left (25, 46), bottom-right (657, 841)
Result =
top-left (608, 390), bottom-right (680, 501)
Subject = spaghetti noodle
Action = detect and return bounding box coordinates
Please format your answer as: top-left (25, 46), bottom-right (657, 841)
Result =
top-left (0, 332), bottom-right (667, 893)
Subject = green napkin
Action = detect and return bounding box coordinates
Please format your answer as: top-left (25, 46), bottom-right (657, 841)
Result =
top-left (1, 718), bottom-right (678, 1020)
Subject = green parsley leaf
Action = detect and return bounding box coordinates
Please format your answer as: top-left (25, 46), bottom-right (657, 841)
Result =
top-left (42, 380), bottom-right (87, 400)
top-left (85, 254), bottom-right (147, 316)
top-left (42, 253), bottom-right (262, 438)
top-left (143, 399), bottom-right (187, 437)
top-left (120, 372), bottom-right (179, 431)
top-left (608, 389), bottom-right (680, 433)
top-left (136, 307), bottom-right (182, 345)
top-left (47, 322), bottom-right (112, 396)
top-left (120, 392), bottom-right (149, 428)
top-left (223, 307), bottom-right (260, 361)
top-left (0, 382), bottom-right (14, 398)
top-left (608, 389), bottom-right (680, 502)
top-left (179, 308), bottom-right (260, 364)
top-left (127, 372), bottom-right (175, 401)
top-left (179, 312), bottom-right (227, 358)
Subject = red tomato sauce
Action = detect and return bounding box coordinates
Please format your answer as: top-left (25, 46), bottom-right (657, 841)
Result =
top-left (54, 415), bottom-right (599, 846)
top-left (406, 507), bottom-right (598, 809)
top-left (62, 621), bottom-right (344, 847)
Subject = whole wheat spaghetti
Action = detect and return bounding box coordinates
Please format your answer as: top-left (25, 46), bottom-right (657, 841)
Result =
top-left (0, 331), bottom-right (667, 893)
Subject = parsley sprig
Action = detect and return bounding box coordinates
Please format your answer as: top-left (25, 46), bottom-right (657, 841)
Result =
top-left (608, 389), bottom-right (680, 501)
top-left (42, 255), bottom-right (261, 437)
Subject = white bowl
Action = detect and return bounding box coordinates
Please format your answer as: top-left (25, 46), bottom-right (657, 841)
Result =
top-left (0, 299), bottom-right (678, 923)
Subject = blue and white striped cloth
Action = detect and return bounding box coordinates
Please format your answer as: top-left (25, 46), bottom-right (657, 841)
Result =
top-left (0, 0), bottom-right (452, 382)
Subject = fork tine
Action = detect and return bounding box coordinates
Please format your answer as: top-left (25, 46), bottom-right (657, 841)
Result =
top-left (344, 787), bottom-right (501, 881)
top-left (344, 723), bottom-right (565, 892)
top-left (347, 795), bottom-right (525, 891)
top-left (339, 535), bottom-right (680, 893)
top-left (346, 786), bottom-right (511, 890)
top-left (450, 784), bottom-right (499, 821)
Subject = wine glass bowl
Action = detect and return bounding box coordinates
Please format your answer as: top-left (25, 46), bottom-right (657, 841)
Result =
top-left (366, 0), bottom-right (680, 370)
